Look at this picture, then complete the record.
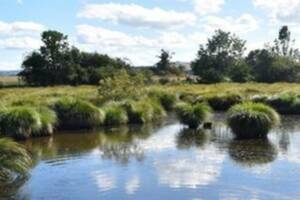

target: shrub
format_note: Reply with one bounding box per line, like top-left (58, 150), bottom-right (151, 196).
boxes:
top-left (227, 102), bottom-right (280, 139)
top-left (149, 90), bottom-right (177, 111)
top-left (0, 138), bottom-right (32, 182)
top-left (104, 104), bottom-right (128, 126)
top-left (32, 107), bottom-right (57, 137)
top-left (176, 102), bottom-right (212, 129)
top-left (207, 94), bottom-right (243, 111)
top-left (0, 106), bottom-right (41, 140)
top-left (123, 100), bottom-right (153, 124)
top-left (53, 98), bottom-right (105, 130)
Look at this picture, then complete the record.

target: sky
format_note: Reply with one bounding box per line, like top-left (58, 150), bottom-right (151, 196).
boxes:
top-left (1, 0), bottom-right (300, 70)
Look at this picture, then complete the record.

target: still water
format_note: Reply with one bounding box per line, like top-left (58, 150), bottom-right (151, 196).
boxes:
top-left (2, 114), bottom-right (300, 200)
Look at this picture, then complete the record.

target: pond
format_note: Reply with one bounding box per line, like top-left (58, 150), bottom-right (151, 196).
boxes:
top-left (2, 114), bottom-right (300, 200)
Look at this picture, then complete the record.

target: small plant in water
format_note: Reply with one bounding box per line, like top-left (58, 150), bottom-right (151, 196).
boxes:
top-left (227, 102), bottom-right (280, 139)
top-left (104, 104), bottom-right (128, 126)
top-left (176, 102), bottom-right (212, 129)
top-left (0, 138), bottom-right (32, 182)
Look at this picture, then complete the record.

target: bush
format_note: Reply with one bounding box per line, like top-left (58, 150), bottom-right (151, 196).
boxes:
top-left (53, 98), bottom-right (105, 130)
top-left (123, 100), bottom-right (154, 124)
top-left (0, 138), bottom-right (32, 182)
top-left (32, 107), bottom-right (57, 137)
top-left (176, 102), bottom-right (212, 129)
top-left (207, 94), bottom-right (243, 111)
top-left (148, 90), bottom-right (177, 111)
top-left (227, 102), bottom-right (280, 139)
top-left (104, 104), bottom-right (128, 126)
top-left (0, 106), bottom-right (42, 140)
top-left (260, 93), bottom-right (300, 114)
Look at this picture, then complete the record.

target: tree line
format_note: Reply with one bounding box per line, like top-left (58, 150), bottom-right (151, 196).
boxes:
top-left (19, 26), bottom-right (300, 85)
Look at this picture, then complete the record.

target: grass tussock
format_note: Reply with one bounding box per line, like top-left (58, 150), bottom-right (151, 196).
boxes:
top-left (104, 104), bottom-right (128, 126)
top-left (53, 98), bottom-right (105, 130)
top-left (149, 90), bottom-right (177, 111)
top-left (206, 93), bottom-right (243, 111)
top-left (0, 138), bottom-right (32, 182)
top-left (176, 102), bottom-right (212, 129)
top-left (227, 102), bottom-right (280, 139)
top-left (0, 106), bottom-right (42, 140)
top-left (32, 107), bottom-right (57, 137)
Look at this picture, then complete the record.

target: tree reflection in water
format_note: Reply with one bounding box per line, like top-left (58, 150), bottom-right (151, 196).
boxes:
top-left (228, 139), bottom-right (278, 167)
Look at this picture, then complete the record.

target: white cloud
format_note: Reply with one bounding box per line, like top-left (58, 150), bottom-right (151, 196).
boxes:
top-left (193, 0), bottom-right (225, 15)
top-left (253, 0), bottom-right (300, 24)
top-left (202, 14), bottom-right (258, 35)
top-left (0, 37), bottom-right (41, 50)
top-left (78, 3), bottom-right (196, 29)
top-left (0, 21), bottom-right (45, 36)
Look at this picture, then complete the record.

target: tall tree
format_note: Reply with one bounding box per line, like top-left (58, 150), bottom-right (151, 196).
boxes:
top-left (192, 30), bottom-right (247, 83)
top-left (156, 49), bottom-right (173, 74)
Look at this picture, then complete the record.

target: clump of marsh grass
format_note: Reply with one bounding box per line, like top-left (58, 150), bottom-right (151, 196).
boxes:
top-left (227, 102), bottom-right (280, 139)
top-left (176, 102), bottom-right (212, 129)
top-left (0, 106), bottom-right (42, 140)
top-left (104, 104), bottom-right (128, 126)
top-left (123, 98), bottom-right (166, 124)
top-left (207, 93), bottom-right (243, 111)
top-left (0, 138), bottom-right (32, 182)
top-left (53, 98), bottom-right (105, 130)
top-left (32, 107), bottom-right (57, 137)
top-left (149, 90), bottom-right (177, 111)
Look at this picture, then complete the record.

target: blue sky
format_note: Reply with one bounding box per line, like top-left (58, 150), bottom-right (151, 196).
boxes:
top-left (0, 0), bottom-right (299, 70)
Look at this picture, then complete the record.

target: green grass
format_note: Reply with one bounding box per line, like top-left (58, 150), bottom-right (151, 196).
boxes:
top-left (0, 106), bottom-right (42, 140)
top-left (0, 138), bottom-right (32, 182)
top-left (104, 104), bottom-right (128, 126)
top-left (227, 102), bottom-right (280, 139)
top-left (53, 98), bottom-right (105, 130)
top-left (176, 102), bottom-right (212, 129)
top-left (32, 107), bottom-right (57, 137)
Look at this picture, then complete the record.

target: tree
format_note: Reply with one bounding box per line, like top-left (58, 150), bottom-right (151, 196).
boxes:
top-left (156, 49), bottom-right (173, 74)
top-left (268, 26), bottom-right (300, 59)
top-left (19, 30), bottom-right (131, 86)
top-left (192, 30), bottom-right (247, 83)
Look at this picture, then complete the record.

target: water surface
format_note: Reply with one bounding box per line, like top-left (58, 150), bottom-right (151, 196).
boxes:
top-left (2, 115), bottom-right (300, 200)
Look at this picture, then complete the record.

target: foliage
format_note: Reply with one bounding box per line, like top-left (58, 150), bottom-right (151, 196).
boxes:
top-left (149, 90), bottom-right (177, 111)
top-left (32, 107), bottom-right (57, 137)
top-left (176, 102), bottom-right (212, 129)
top-left (192, 30), bottom-right (246, 83)
top-left (98, 69), bottom-right (145, 101)
top-left (104, 104), bottom-right (128, 126)
top-left (227, 102), bottom-right (280, 139)
top-left (19, 30), bottom-right (129, 86)
top-left (53, 98), bottom-right (105, 129)
top-left (0, 106), bottom-right (42, 140)
top-left (207, 93), bottom-right (243, 111)
top-left (0, 138), bottom-right (32, 182)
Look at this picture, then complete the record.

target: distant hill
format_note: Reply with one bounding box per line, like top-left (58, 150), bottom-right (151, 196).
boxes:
top-left (0, 70), bottom-right (20, 76)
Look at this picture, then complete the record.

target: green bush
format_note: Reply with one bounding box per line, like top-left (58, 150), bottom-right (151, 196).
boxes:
top-left (227, 102), bottom-right (280, 139)
top-left (123, 100), bottom-right (153, 124)
top-left (53, 98), bottom-right (105, 130)
top-left (104, 104), bottom-right (128, 126)
top-left (262, 93), bottom-right (300, 114)
top-left (176, 102), bottom-right (212, 129)
top-left (207, 94), bottom-right (243, 111)
top-left (0, 138), bottom-right (32, 182)
top-left (32, 107), bottom-right (57, 137)
top-left (0, 106), bottom-right (42, 140)
top-left (149, 90), bottom-right (177, 111)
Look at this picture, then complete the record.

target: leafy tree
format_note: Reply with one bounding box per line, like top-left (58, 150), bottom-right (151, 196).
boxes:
top-left (192, 30), bottom-right (247, 83)
top-left (156, 49), bottom-right (173, 74)
top-left (267, 26), bottom-right (300, 59)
